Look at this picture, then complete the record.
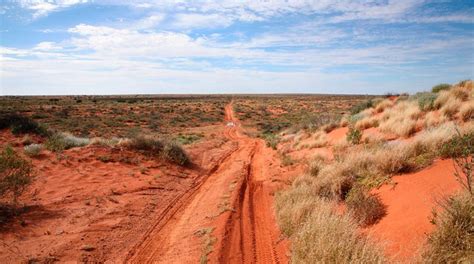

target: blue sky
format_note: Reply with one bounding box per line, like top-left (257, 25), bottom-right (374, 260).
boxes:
top-left (0, 0), bottom-right (473, 95)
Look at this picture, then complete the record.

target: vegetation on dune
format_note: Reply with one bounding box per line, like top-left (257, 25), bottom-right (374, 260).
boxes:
top-left (125, 135), bottom-right (190, 166)
top-left (350, 99), bottom-right (374, 115)
top-left (275, 179), bottom-right (386, 263)
top-left (432, 83), bottom-right (451, 93)
top-left (346, 186), bottom-right (386, 226)
top-left (0, 113), bottom-right (49, 136)
top-left (45, 133), bottom-right (90, 152)
top-left (276, 79), bottom-right (474, 263)
top-left (424, 194), bottom-right (474, 263)
top-left (0, 147), bottom-right (33, 206)
top-left (346, 127), bottom-right (362, 145)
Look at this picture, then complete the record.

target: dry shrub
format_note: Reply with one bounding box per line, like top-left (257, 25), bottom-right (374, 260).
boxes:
top-left (339, 115), bottom-right (350, 127)
top-left (275, 181), bottom-right (318, 237)
top-left (440, 97), bottom-right (463, 118)
top-left (322, 123), bottom-right (339, 133)
top-left (379, 118), bottom-right (417, 138)
top-left (423, 194), bottom-right (474, 263)
top-left (276, 185), bottom-right (386, 263)
top-left (434, 90), bottom-right (451, 109)
top-left (424, 111), bottom-right (447, 128)
top-left (450, 86), bottom-right (470, 101)
top-left (24, 144), bottom-right (43, 157)
top-left (379, 101), bottom-right (421, 137)
top-left (90, 137), bottom-right (122, 147)
top-left (363, 133), bottom-right (386, 144)
top-left (374, 99), bottom-right (393, 113)
top-left (309, 131), bottom-right (328, 148)
top-left (415, 122), bottom-right (457, 153)
top-left (355, 116), bottom-right (379, 130)
top-left (162, 141), bottom-right (190, 166)
top-left (123, 135), bottom-right (164, 154)
top-left (308, 154), bottom-right (328, 177)
top-left (459, 101), bottom-right (474, 121)
top-left (346, 187), bottom-right (386, 226)
top-left (124, 136), bottom-right (189, 166)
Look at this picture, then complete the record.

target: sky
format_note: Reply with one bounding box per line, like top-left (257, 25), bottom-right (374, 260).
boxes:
top-left (0, 0), bottom-right (473, 95)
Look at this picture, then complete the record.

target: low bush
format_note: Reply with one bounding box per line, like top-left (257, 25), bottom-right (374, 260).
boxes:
top-left (346, 127), bottom-right (362, 145)
top-left (439, 132), bottom-right (474, 159)
top-left (350, 99), bottom-right (373, 115)
top-left (412, 92), bottom-right (437, 111)
top-left (45, 133), bottom-right (90, 152)
top-left (423, 194), bottom-right (474, 263)
top-left (125, 136), bottom-right (164, 154)
top-left (262, 133), bottom-right (279, 150)
top-left (161, 141), bottom-right (190, 166)
top-left (0, 113), bottom-right (49, 136)
top-left (432, 83), bottom-right (451, 93)
top-left (24, 144), bottom-right (43, 157)
top-left (0, 147), bottom-right (33, 204)
top-left (346, 187), bottom-right (386, 226)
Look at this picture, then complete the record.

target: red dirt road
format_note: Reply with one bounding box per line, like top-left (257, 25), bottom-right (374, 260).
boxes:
top-left (127, 102), bottom-right (288, 263)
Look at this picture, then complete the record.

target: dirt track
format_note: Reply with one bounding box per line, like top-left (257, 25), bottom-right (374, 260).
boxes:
top-left (127, 102), bottom-right (288, 263)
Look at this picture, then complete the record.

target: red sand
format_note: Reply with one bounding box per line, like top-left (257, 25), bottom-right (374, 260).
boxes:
top-left (327, 127), bottom-right (348, 143)
top-left (368, 159), bottom-right (461, 261)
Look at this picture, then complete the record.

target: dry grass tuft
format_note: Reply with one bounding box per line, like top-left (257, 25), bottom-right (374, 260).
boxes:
top-left (276, 184), bottom-right (386, 263)
top-left (374, 99), bottom-right (393, 113)
top-left (379, 101), bottom-right (421, 137)
top-left (423, 194), bottom-right (474, 263)
top-left (459, 101), bottom-right (474, 121)
top-left (339, 115), bottom-right (350, 127)
top-left (355, 116), bottom-right (379, 130)
top-left (424, 111), bottom-right (447, 128)
top-left (346, 187), bottom-right (386, 226)
top-left (440, 97), bottom-right (463, 118)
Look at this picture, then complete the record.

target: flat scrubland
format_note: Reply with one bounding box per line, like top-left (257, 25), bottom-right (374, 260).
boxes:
top-left (0, 85), bottom-right (472, 263)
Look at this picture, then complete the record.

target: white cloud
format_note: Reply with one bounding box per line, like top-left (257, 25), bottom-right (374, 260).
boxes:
top-left (18, 0), bottom-right (88, 18)
top-left (171, 13), bottom-right (234, 29)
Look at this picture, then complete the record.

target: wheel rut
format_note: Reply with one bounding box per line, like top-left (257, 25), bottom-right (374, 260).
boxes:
top-left (126, 102), bottom-right (288, 264)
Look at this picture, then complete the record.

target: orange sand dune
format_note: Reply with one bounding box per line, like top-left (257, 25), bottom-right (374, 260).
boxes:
top-left (368, 159), bottom-right (461, 261)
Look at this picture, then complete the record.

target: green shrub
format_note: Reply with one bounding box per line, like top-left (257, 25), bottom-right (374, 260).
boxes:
top-left (439, 132), bottom-right (474, 159)
top-left (262, 133), bottom-right (279, 150)
top-left (162, 141), bottom-right (189, 166)
top-left (412, 92), bottom-right (438, 111)
top-left (432, 83), bottom-right (451, 93)
top-left (423, 194), bottom-right (474, 263)
top-left (24, 144), bottom-right (43, 157)
top-left (346, 127), bottom-right (362, 145)
top-left (350, 99), bottom-right (373, 115)
top-left (0, 113), bottom-right (49, 136)
top-left (0, 147), bottom-right (33, 204)
top-left (346, 187), bottom-right (386, 226)
top-left (175, 133), bottom-right (203, 145)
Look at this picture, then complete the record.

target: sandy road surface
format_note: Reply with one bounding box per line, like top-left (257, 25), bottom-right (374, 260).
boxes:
top-left (127, 102), bottom-right (287, 263)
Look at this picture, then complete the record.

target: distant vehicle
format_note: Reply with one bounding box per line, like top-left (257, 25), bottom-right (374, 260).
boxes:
top-left (227, 122), bottom-right (235, 127)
